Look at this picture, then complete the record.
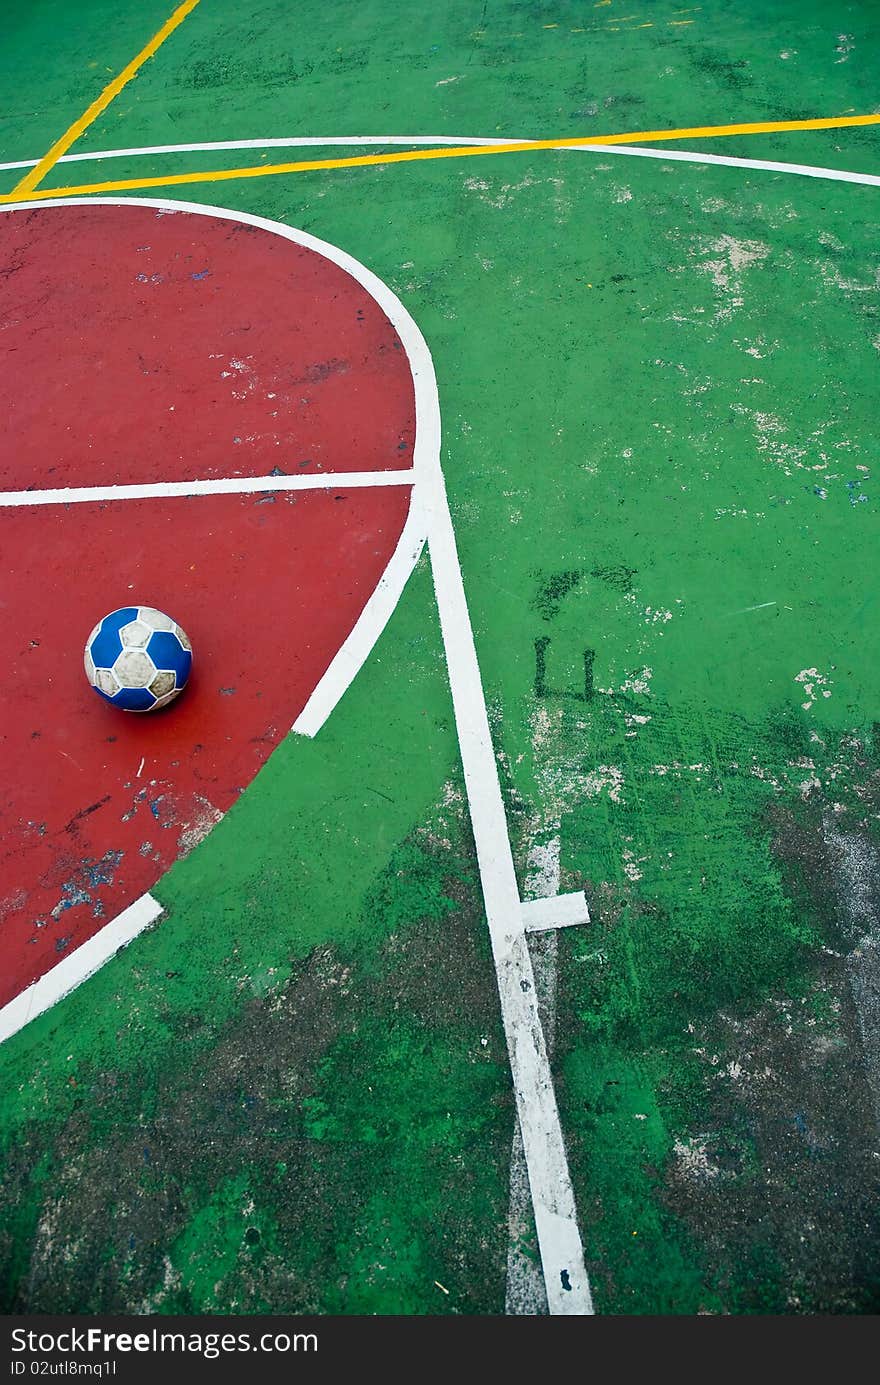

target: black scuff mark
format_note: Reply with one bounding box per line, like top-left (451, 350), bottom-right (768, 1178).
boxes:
top-left (64, 795), bottom-right (111, 834)
top-left (532, 569), bottom-right (582, 622)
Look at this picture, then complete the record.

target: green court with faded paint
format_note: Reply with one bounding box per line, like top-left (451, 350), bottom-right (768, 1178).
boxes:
top-left (1, 0), bottom-right (880, 1315)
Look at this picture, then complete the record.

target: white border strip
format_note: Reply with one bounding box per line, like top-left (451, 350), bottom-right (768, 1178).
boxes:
top-left (0, 892), bottom-right (163, 1044)
top-left (0, 469), bottom-right (415, 508)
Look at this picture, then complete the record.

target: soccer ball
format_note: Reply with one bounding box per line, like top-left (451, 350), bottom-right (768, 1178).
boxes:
top-left (84, 606), bottom-right (193, 713)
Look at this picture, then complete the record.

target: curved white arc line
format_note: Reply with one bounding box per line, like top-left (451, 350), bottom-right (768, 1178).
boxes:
top-left (0, 135), bottom-right (529, 173)
top-left (580, 141), bottom-right (880, 186)
top-left (0, 470), bottom-right (416, 508)
top-left (294, 510), bottom-right (428, 738)
top-left (0, 893), bottom-right (164, 1045)
top-left (3, 137), bottom-right (880, 191)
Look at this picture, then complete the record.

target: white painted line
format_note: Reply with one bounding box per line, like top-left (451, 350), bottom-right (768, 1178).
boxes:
top-left (0, 135), bottom-right (528, 172)
top-left (0, 469), bottom-right (416, 508)
top-left (293, 521), bottom-right (427, 737)
top-left (505, 928), bottom-right (563, 1314)
top-left (578, 140), bottom-right (880, 188)
top-left (0, 892), bottom-right (163, 1045)
top-left (508, 824), bottom-right (564, 1314)
top-left (4, 134), bottom-right (880, 192)
top-left (424, 463), bottom-right (592, 1315)
top-left (521, 892), bottom-right (590, 933)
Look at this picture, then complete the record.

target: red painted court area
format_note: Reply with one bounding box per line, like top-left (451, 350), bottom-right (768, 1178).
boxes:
top-left (0, 203), bottom-right (415, 1009)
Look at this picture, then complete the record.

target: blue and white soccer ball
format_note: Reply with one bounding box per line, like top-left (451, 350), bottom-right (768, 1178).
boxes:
top-left (84, 606), bottom-right (193, 713)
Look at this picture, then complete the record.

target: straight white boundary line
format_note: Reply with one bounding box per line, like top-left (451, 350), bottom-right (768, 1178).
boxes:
top-left (0, 469), bottom-right (416, 508)
top-left (422, 461), bottom-right (592, 1315)
top-left (0, 196), bottom-right (591, 1314)
top-left (3, 134), bottom-right (880, 190)
top-left (0, 893), bottom-right (163, 1045)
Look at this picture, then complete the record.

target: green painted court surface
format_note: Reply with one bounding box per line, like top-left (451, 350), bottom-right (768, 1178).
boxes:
top-left (2, 0), bottom-right (880, 1314)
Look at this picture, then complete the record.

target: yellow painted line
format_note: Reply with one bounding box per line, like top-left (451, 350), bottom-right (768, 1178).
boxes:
top-left (11, 0), bottom-right (202, 198)
top-left (3, 111), bottom-right (880, 204)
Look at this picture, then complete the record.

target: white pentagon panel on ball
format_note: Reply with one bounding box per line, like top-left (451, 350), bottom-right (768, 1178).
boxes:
top-left (84, 649), bottom-right (96, 683)
top-left (174, 624), bottom-right (192, 652)
top-left (119, 619), bottom-right (152, 649)
top-left (95, 668), bottom-right (120, 697)
top-left (113, 649), bottom-right (157, 689)
top-left (138, 607), bottom-right (176, 633)
top-left (149, 670), bottom-right (177, 699)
